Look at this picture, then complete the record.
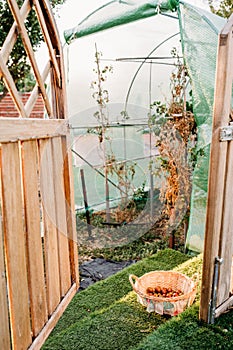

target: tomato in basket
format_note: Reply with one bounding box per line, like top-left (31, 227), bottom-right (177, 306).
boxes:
top-left (146, 286), bottom-right (183, 298)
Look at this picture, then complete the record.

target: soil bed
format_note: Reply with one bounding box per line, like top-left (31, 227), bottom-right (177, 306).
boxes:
top-left (79, 258), bottom-right (136, 290)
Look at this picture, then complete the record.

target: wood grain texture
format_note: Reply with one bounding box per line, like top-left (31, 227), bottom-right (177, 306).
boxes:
top-left (32, 0), bottom-right (61, 86)
top-left (0, 207), bottom-right (11, 350)
top-left (28, 283), bottom-right (77, 350)
top-left (51, 137), bottom-right (71, 296)
top-left (217, 144), bottom-right (233, 305)
top-left (0, 118), bottom-right (68, 143)
top-left (1, 0), bottom-right (31, 64)
top-left (200, 18), bottom-right (233, 322)
top-left (39, 138), bottom-right (61, 315)
top-left (39, 0), bottom-right (62, 53)
top-left (7, 0), bottom-right (52, 117)
top-left (0, 55), bottom-right (27, 118)
top-left (0, 0), bottom-right (76, 346)
top-left (22, 140), bottom-right (48, 336)
top-left (24, 62), bottom-right (50, 118)
top-left (62, 136), bottom-right (79, 286)
top-left (1, 142), bottom-right (32, 349)
top-left (216, 23), bottom-right (233, 306)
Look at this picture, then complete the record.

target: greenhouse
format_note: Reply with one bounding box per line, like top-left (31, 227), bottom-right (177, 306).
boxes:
top-left (63, 0), bottom-right (226, 253)
top-left (0, 1), bottom-right (232, 348)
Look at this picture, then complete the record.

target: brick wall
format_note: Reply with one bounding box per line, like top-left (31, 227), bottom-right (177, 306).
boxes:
top-left (0, 92), bottom-right (45, 118)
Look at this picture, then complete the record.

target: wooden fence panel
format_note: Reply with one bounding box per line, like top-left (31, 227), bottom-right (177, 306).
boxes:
top-left (0, 0), bottom-right (79, 346)
top-left (39, 138), bottom-right (61, 316)
top-left (52, 137), bottom-right (71, 296)
top-left (0, 119), bottom-right (79, 349)
top-left (0, 210), bottom-right (11, 350)
top-left (21, 140), bottom-right (48, 337)
top-left (1, 142), bottom-right (32, 349)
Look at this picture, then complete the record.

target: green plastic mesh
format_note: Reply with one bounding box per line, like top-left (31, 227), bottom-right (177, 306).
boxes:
top-left (64, 0), bottom-right (179, 43)
top-left (178, 3), bottom-right (225, 252)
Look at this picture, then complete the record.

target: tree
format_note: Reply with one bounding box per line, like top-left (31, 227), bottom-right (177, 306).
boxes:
top-left (208, 0), bottom-right (233, 18)
top-left (0, 0), bottom-right (66, 93)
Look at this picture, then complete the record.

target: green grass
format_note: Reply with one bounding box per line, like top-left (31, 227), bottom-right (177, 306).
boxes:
top-left (135, 305), bottom-right (233, 350)
top-left (42, 249), bottom-right (233, 350)
top-left (42, 249), bottom-right (201, 350)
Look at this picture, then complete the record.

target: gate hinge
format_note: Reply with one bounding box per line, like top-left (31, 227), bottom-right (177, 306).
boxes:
top-left (208, 256), bottom-right (224, 324)
top-left (220, 125), bottom-right (233, 141)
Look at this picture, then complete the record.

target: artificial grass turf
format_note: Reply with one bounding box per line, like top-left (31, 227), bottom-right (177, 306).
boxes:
top-left (42, 249), bottom-right (202, 350)
top-left (135, 304), bottom-right (233, 350)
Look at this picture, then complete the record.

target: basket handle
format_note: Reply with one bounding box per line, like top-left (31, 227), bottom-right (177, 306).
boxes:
top-left (191, 273), bottom-right (199, 285)
top-left (129, 274), bottom-right (139, 291)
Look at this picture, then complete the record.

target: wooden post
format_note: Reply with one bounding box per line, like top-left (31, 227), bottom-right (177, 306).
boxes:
top-left (80, 169), bottom-right (92, 238)
top-left (149, 131), bottom-right (154, 220)
top-left (200, 15), bottom-right (233, 323)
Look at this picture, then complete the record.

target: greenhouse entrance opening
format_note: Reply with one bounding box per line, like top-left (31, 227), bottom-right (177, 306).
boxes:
top-left (64, 0), bottom-right (226, 253)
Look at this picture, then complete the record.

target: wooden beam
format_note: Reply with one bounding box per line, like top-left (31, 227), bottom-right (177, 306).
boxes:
top-left (1, 0), bottom-right (32, 64)
top-left (216, 16), bottom-right (233, 306)
top-left (199, 17), bottom-right (233, 322)
top-left (0, 214), bottom-right (11, 350)
top-left (222, 13), bottom-right (233, 35)
top-left (50, 53), bottom-right (67, 119)
top-left (62, 135), bottom-right (79, 285)
top-left (39, 0), bottom-right (62, 53)
top-left (7, 0), bottom-right (52, 117)
top-left (32, 0), bottom-right (61, 86)
top-left (0, 118), bottom-right (69, 143)
top-left (25, 62), bottom-right (51, 117)
top-left (39, 0), bottom-right (68, 119)
top-left (0, 54), bottom-right (28, 118)
top-left (215, 295), bottom-right (233, 319)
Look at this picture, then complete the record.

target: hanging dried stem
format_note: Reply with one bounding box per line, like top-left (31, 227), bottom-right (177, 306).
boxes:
top-left (150, 48), bottom-right (196, 221)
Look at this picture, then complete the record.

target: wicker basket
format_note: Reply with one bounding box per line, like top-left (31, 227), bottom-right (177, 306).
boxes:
top-left (129, 271), bottom-right (197, 316)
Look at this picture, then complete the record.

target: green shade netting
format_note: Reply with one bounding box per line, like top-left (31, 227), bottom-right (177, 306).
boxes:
top-left (64, 0), bottom-right (178, 44)
top-left (179, 3), bottom-right (225, 252)
top-left (64, 1), bottom-right (226, 253)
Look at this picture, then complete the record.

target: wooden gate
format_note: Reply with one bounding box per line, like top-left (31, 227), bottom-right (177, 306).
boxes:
top-left (0, 1), bottom-right (79, 349)
top-left (200, 14), bottom-right (233, 323)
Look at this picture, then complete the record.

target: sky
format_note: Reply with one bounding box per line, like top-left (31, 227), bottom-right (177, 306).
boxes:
top-left (42, 0), bottom-right (216, 120)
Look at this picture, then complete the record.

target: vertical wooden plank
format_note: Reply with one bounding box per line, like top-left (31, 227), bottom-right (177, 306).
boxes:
top-left (21, 140), bottom-right (48, 336)
top-left (39, 139), bottom-right (61, 315)
top-left (51, 137), bottom-right (71, 296)
top-left (217, 20), bottom-right (233, 305)
top-left (1, 142), bottom-right (32, 349)
top-left (218, 144), bottom-right (233, 303)
top-left (39, 0), bottom-right (68, 119)
top-left (32, 0), bottom-right (61, 85)
top-left (49, 52), bottom-right (67, 119)
top-left (62, 135), bottom-right (79, 286)
top-left (200, 20), bottom-right (233, 321)
top-left (28, 284), bottom-right (77, 350)
top-left (0, 206), bottom-right (11, 350)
